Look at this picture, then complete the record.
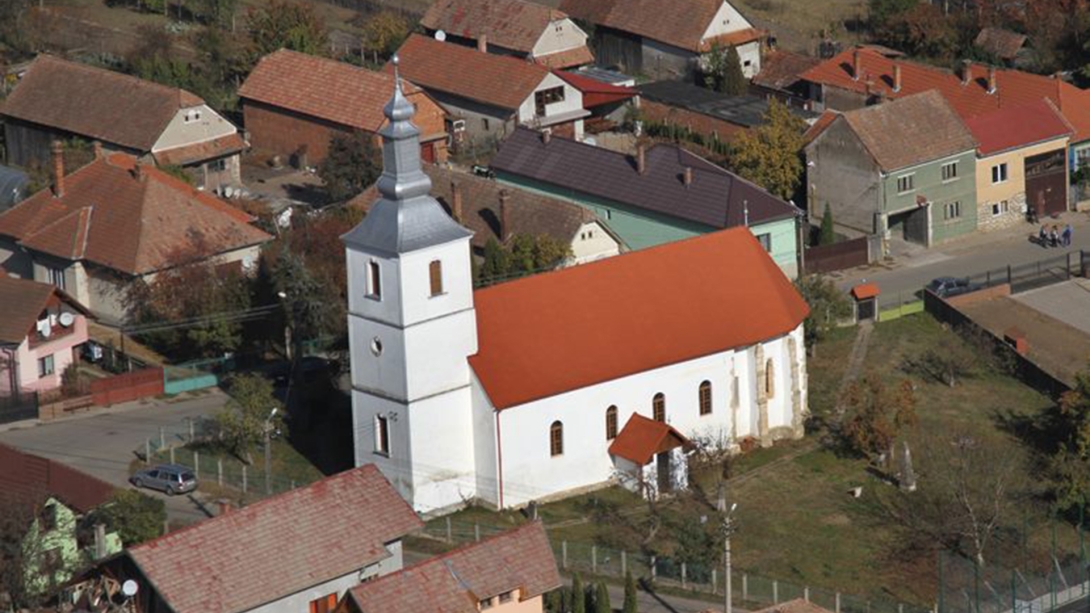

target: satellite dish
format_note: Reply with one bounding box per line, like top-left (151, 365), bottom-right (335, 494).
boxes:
top-left (434, 29), bottom-right (447, 42)
top-left (58, 312), bottom-right (75, 328)
top-left (122, 580), bottom-right (139, 598)
top-left (224, 186), bottom-right (235, 199)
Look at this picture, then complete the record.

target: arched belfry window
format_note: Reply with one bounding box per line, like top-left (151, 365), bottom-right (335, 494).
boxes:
top-left (699, 381), bottom-right (712, 415)
top-left (367, 260), bottom-right (382, 298)
top-left (605, 406), bottom-right (618, 440)
top-left (429, 260), bottom-right (443, 296)
top-left (550, 421), bottom-right (564, 456)
top-left (652, 393), bottom-right (666, 422)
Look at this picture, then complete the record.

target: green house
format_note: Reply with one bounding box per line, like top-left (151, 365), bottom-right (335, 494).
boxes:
top-left (491, 128), bottom-right (803, 278)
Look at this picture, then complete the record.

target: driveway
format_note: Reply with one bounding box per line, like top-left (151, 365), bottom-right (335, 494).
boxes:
top-left (0, 391), bottom-right (229, 526)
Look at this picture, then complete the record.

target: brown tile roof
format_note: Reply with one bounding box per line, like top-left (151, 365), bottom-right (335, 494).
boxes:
top-left (0, 275), bottom-right (90, 344)
top-left (0, 443), bottom-right (115, 513)
top-left (127, 465), bottom-right (423, 613)
top-left (753, 50), bottom-right (822, 91)
top-left (349, 165), bottom-right (613, 250)
top-left (347, 522), bottom-right (561, 613)
top-left (534, 45), bottom-right (595, 69)
top-left (802, 110), bottom-right (839, 145)
top-left (701, 27), bottom-right (765, 51)
top-left (559, 0), bottom-right (739, 53)
top-left (239, 50), bottom-right (433, 133)
top-left (974, 27), bottom-right (1026, 61)
top-left (392, 35), bottom-right (551, 111)
top-left (608, 414), bottom-right (690, 465)
top-left (153, 133), bottom-right (246, 167)
top-left (421, 0), bottom-right (567, 53)
top-left (1, 55), bottom-right (204, 152)
top-left (0, 154), bottom-right (270, 276)
top-left (834, 91), bottom-right (977, 172)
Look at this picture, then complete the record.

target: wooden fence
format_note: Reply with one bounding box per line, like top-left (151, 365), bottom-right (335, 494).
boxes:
top-left (89, 367), bottom-right (164, 407)
top-left (803, 236), bottom-right (871, 274)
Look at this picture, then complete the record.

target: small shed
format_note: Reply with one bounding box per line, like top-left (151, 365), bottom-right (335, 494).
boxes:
top-left (0, 164), bottom-right (29, 212)
top-left (851, 283), bottom-right (880, 322)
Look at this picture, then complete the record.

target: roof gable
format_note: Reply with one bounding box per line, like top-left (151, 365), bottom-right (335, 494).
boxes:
top-left (469, 227), bottom-right (809, 409)
top-left (609, 414), bottom-right (690, 465)
top-left (127, 465), bottom-right (423, 613)
top-left (421, 0), bottom-right (565, 53)
top-left (1, 55), bottom-right (203, 151)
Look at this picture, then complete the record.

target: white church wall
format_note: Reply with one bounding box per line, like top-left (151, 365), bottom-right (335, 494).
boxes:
top-left (351, 391), bottom-right (415, 500)
top-left (403, 309), bottom-right (478, 400)
top-left (347, 249), bottom-right (404, 326)
top-left (350, 315), bottom-right (410, 401)
top-left (397, 240), bottom-right (476, 326)
top-left (471, 373), bottom-right (501, 506)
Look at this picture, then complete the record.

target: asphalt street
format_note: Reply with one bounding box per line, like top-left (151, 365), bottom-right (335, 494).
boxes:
top-left (0, 390), bottom-right (229, 525)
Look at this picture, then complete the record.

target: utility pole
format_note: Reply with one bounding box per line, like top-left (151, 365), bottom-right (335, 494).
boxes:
top-left (719, 487), bottom-right (738, 613)
top-left (264, 407), bottom-right (278, 495)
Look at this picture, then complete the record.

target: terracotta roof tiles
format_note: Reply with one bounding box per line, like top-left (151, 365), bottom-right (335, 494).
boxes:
top-left (153, 133), bottom-right (246, 167)
top-left (535, 46), bottom-right (595, 69)
top-left (974, 27), bottom-right (1026, 61)
top-left (609, 414), bottom-right (690, 465)
top-left (966, 98), bottom-right (1073, 156)
top-left (753, 50), bottom-right (822, 91)
top-left (0, 443), bottom-right (115, 513)
top-left (421, 0), bottom-right (567, 53)
top-left (554, 71), bottom-right (636, 108)
top-left (559, 0), bottom-right (740, 53)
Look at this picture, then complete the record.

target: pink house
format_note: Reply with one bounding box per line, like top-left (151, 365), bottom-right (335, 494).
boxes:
top-left (0, 275), bottom-right (91, 395)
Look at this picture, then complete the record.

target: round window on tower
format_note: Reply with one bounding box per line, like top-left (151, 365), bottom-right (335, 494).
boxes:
top-left (370, 337), bottom-right (383, 356)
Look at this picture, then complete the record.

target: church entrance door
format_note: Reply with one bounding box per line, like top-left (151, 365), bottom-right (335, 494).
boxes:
top-left (656, 452), bottom-right (672, 493)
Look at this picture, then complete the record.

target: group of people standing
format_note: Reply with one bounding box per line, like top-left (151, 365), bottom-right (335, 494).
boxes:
top-left (1039, 223), bottom-right (1074, 248)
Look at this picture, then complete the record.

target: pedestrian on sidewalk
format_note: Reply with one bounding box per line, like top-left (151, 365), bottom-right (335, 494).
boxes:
top-left (1063, 224), bottom-right (1072, 247)
top-left (1039, 225), bottom-right (1049, 247)
top-left (1050, 225), bottom-right (1060, 248)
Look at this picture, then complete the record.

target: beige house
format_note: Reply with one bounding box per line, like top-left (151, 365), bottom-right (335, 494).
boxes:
top-left (966, 99), bottom-right (1073, 231)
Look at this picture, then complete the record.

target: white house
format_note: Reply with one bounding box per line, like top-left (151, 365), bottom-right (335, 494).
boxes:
top-left (344, 72), bottom-right (809, 515)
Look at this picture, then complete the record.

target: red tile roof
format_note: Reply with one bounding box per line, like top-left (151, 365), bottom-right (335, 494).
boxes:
top-left (239, 50), bottom-right (432, 133)
top-left (555, 70), bottom-right (637, 108)
top-left (392, 35), bottom-right (551, 111)
top-left (1, 55), bottom-right (204, 152)
top-left (560, 0), bottom-right (748, 53)
top-left (535, 46), bottom-right (596, 69)
top-left (153, 133), bottom-right (246, 167)
top-left (701, 27), bottom-right (765, 51)
top-left (0, 154), bottom-right (270, 275)
top-left (469, 227), bottom-right (809, 409)
top-left (347, 522), bottom-right (561, 613)
top-left (128, 465), bottom-right (423, 613)
top-left (753, 50), bottom-right (822, 91)
top-left (800, 47), bottom-right (1090, 143)
top-left (0, 443), bottom-right (115, 513)
top-left (851, 283), bottom-right (880, 300)
top-left (608, 414), bottom-right (690, 465)
top-left (421, 0), bottom-right (568, 54)
top-left (802, 110), bottom-right (838, 145)
top-left (965, 98), bottom-right (1073, 156)
top-left (0, 272), bottom-right (90, 344)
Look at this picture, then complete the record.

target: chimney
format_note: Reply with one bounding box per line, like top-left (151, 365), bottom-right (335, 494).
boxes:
top-left (636, 143), bottom-right (646, 175)
top-left (216, 499), bottom-right (232, 516)
top-left (498, 189), bottom-right (511, 242)
top-left (132, 163), bottom-right (145, 181)
top-left (92, 140), bottom-right (104, 159)
top-left (542, 129), bottom-right (551, 145)
top-left (51, 141), bottom-right (65, 198)
top-left (852, 48), bottom-right (861, 81)
top-left (477, 34), bottom-right (488, 53)
top-left (682, 166), bottom-right (693, 187)
top-left (892, 62), bottom-right (902, 93)
top-left (961, 60), bottom-right (972, 86)
top-left (450, 181), bottom-right (464, 222)
top-left (987, 65), bottom-right (997, 94)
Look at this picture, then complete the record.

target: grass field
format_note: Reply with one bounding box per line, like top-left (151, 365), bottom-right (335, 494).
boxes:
top-left (732, 0), bottom-right (868, 53)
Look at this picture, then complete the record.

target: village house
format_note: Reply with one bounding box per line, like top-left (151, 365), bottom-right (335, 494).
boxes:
top-left (553, 70), bottom-right (638, 131)
top-left (490, 127), bottom-right (802, 278)
top-left (799, 46), bottom-right (1090, 181)
top-left (0, 443), bottom-right (121, 600)
top-left (420, 0), bottom-right (593, 69)
top-left (0, 275), bottom-right (91, 397)
top-left (88, 465), bottom-right (422, 613)
top-left (0, 146), bottom-right (271, 324)
top-left (343, 77), bottom-right (810, 514)
top-left (750, 50), bottom-right (822, 109)
top-left (349, 165), bottom-right (624, 266)
top-left (392, 35), bottom-right (588, 144)
top-left (338, 522), bottom-right (560, 613)
top-left (804, 91), bottom-right (979, 248)
top-left (559, 0), bottom-right (765, 80)
top-left (965, 99), bottom-right (1073, 228)
top-left (239, 50), bottom-right (449, 165)
top-left (1, 55), bottom-right (244, 190)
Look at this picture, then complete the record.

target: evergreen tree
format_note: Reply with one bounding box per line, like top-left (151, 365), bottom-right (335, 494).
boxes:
top-left (594, 582), bottom-right (611, 613)
top-left (820, 203), bottom-right (836, 245)
top-left (572, 574), bottom-right (585, 613)
top-left (317, 131), bottom-right (382, 203)
top-left (703, 44), bottom-right (748, 95)
top-left (623, 571), bottom-right (638, 613)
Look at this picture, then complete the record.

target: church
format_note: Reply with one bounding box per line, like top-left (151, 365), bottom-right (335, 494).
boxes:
top-left (343, 63), bottom-right (811, 515)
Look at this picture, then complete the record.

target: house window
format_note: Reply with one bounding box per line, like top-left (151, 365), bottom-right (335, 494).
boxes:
top-left (605, 405), bottom-right (618, 440)
top-left (991, 201), bottom-right (1009, 216)
top-left (429, 260), bottom-right (444, 296)
top-left (550, 421), bottom-right (563, 456)
top-left (605, 209), bottom-right (613, 220)
top-left (308, 594), bottom-right (337, 613)
top-left (896, 174), bottom-right (915, 194)
top-left (482, 118), bottom-right (491, 131)
top-left (941, 161), bottom-right (959, 182)
top-left (534, 87), bottom-right (566, 116)
top-left (499, 592), bottom-right (513, 604)
top-left (47, 266), bottom-right (65, 291)
top-left (944, 201), bottom-right (962, 220)
top-left (1077, 148), bottom-right (1090, 169)
top-left (480, 597), bottom-right (495, 610)
top-left (38, 355), bottom-right (55, 378)
top-left (375, 414), bottom-right (390, 456)
top-left (992, 163), bottom-right (1008, 184)
top-left (765, 359), bottom-right (775, 398)
top-left (699, 381), bottom-right (712, 415)
top-left (367, 260), bottom-right (382, 299)
top-left (652, 393), bottom-right (666, 422)
top-left (39, 503), bottom-right (57, 532)
top-left (757, 233), bottom-right (772, 252)
top-left (208, 158), bottom-right (227, 173)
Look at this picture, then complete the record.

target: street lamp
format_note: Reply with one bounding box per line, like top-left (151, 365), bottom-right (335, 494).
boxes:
top-left (720, 499), bottom-right (739, 613)
top-left (264, 407), bottom-right (278, 495)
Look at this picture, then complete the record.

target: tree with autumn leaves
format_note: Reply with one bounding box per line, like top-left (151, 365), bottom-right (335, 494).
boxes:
top-left (728, 100), bottom-right (807, 201)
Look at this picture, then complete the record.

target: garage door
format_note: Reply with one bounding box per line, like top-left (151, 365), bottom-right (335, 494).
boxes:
top-left (1026, 149), bottom-right (1067, 216)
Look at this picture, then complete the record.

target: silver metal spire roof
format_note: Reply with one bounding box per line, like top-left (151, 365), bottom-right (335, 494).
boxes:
top-left (343, 55), bottom-right (472, 256)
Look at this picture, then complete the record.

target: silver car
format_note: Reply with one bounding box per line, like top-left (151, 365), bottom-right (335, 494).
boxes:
top-left (130, 464), bottom-right (198, 496)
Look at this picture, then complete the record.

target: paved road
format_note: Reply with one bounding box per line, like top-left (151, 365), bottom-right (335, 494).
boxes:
top-left (830, 212), bottom-right (1090, 302)
top-left (0, 391), bottom-right (229, 525)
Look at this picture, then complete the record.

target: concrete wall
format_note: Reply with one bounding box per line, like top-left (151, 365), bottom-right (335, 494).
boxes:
top-left (430, 91), bottom-right (516, 144)
top-left (151, 105), bottom-right (237, 154)
top-left (515, 72), bottom-right (585, 140)
top-left (568, 221), bottom-right (622, 264)
top-left (976, 137), bottom-right (1068, 231)
top-left (881, 149), bottom-right (977, 244)
top-left (531, 18), bottom-right (589, 58)
top-left (805, 118), bottom-right (882, 235)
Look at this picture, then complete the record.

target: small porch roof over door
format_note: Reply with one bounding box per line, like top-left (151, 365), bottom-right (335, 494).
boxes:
top-left (608, 413), bottom-right (690, 466)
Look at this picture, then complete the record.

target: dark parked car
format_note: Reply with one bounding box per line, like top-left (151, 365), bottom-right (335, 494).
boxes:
top-left (927, 276), bottom-right (980, 298)
top-left (130, 464), bottom-right (198, 496)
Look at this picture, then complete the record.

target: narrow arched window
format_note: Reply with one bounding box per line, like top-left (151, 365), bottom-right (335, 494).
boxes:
top-left (605, 406), bottom-right (618, 440)
top-left (699, 381), bottom-right (712, 415)
top-left (367, 260), bottom-right (382, 298)
top-left (550, 421), bottom-right (563, 456)
top-left (429, 260), bottom-right (443, 296)
top-left (765, 359), bottom-right (775, 398)
top-left (652, 393), bottom-right (666, 422)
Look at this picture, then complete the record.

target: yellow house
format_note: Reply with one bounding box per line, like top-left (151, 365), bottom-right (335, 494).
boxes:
top-left (966, 99), bottom-right (1073, 231)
